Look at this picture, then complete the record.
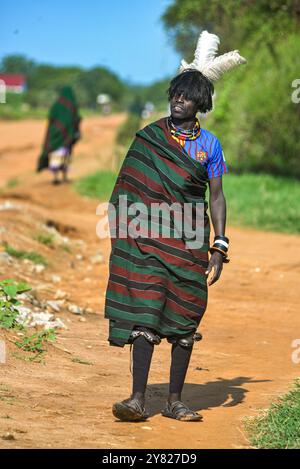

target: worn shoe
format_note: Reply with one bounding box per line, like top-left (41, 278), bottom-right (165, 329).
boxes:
top-left (112, 397), bottom-right (149, 422)
top-left (161, 401), bottom-right (203, 421)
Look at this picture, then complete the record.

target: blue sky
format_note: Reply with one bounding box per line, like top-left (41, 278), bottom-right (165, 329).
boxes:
top-left (1, 0), bottom-right (180, 85)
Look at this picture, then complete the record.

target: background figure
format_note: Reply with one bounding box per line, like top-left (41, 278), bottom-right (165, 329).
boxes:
top-left (37, 86), bottom-right (81, 184)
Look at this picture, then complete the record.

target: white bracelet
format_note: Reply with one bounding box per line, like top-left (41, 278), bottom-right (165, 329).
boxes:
top-left (214, 239), bottom-right (229, 249)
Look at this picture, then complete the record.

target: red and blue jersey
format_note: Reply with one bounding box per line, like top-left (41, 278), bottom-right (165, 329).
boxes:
top-left (173, 128), bottom-right (228, 179)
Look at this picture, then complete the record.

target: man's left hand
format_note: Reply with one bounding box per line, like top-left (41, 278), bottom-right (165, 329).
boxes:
top-left (205, 251), bottom-right (223, 286)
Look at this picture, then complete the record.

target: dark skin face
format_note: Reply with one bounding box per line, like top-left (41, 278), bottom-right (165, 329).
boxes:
top-left (170, 93), bottom-right (226, 286)
top-left (170, 93), bottom-right (199, 130)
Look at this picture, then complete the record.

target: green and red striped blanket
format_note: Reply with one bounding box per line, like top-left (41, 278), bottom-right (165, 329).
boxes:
top-left (37, 86), bottom-right (81, 172)
top-left (104, 117), bottom-right (210, 347)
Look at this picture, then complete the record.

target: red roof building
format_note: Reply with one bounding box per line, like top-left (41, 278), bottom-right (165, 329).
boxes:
top-left (0, 74), bottom-right (26, 93)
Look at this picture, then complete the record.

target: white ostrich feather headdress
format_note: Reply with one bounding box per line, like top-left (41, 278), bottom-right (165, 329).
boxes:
top-left (179, 30), bottom-right (247, 82)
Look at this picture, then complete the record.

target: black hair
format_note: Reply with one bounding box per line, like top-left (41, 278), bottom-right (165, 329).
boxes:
top-left (168, 69), bottom-right (214, 113)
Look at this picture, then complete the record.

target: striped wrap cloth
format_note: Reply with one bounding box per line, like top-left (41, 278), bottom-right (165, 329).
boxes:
top-left (104, 117), bottom-right (211, 347)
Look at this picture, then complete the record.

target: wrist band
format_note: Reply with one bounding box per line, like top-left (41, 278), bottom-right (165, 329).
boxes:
top-left (214, 235), bottom-right (229, 243)
top-left (209, 246), bottom-right (230, 263)
top-left (213, 240), bottom-right (229, 251)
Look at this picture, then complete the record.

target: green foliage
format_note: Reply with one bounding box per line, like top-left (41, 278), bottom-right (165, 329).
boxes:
top-left (0, 55), bottom-right (127, 110)
top-left (75, 170), bottom-right (299, 234)
top-left (128, 96), bottom-right (145, 116)
top-left (3, 243), bottom-right (48, 265)
top-left (206, 33), bottom-right (300, 178)
top-left (74, 170), bottom-right (118, 201)
top-left (33, 232), bottom-right (55, 247)
top-left (245, 379), bottom-right (300, 448)
top-left (0, 54), bottom-right (169, 117)
top-left (14, 328), bottom-right (56, 354)
top-left (129, 79), bottom-right (171, 112)
top-left (0, 92), bottom-right (46, 120)
top-left (116, 113), bottom-right (141, 147)
top-left (60, 244), bottom-right (72, 253)
top-left (1, 54), bottom-right (36, 77)
top-left (0, 279), bottom-right (31, 329)
top-left (0, 306), bottom-right (20, 330)
top-left (6, 178), bottom-right (19, 189)
top-left (114, 113), bottom-right (142, 171)
top-left (0, 278), bottom-right (56, 362)
top-left (161, 0), bottom-right (300, 178)
top-left (162, 0), bottom-right (299, 56)
top-left (74, 67), bottom-right (126, 108)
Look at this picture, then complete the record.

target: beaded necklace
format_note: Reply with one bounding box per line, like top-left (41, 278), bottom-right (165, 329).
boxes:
top-left (169, 117), bottom-right (201, 141)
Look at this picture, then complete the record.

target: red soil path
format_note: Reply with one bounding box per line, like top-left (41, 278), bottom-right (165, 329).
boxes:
top-left (0, 116), bottom-right (299, 448)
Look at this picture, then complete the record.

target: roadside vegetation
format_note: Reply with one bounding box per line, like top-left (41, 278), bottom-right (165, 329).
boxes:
top-left (0, 279), bottom-right (56, 362)
top-left (74, 171), bottom-right (300, 235)
top-left (245, 380), bottom-right (300, 449)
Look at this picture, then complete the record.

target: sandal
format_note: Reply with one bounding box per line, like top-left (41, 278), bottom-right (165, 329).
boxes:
top-left (161, 401), bottom-right (203, 422)
top-left (112, 397), bottom-right (149, 422)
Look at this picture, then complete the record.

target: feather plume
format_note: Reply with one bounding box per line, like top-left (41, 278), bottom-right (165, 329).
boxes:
top-left (202, 50), bottom-right (247, 82)
top-left (193, 31), bottom-right (220, 69)
top-left (179, 59), bottom-right (190, 72)
top-left (179, 30), bottom-right (220, 72)
top-left (179, 30), bottom-right (247, 81)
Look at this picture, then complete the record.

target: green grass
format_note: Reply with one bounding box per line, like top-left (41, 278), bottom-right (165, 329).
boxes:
top-left (3, 243), bottom-right (48, 265)
top-left (6, 178), bottom-right (19, 189)
top-left (74, 170), bottom-right (300, 235)
top-left (60, 244), bottom-right (72, 253)
top-left (12, 328), bottom-right (56, 364)
top-left (221, 173), bottom-right (300, 234)
top-left (0, 105), bottom-right (47, 121)
top-left (74, 170), bottom-right (118, 201)
top-left (33, 232), bottom-right (55, 247)
top-left (0, 104), bottom-right (103, 121)
top-left (14, 329), bottom-right (56, 354)
top-left (245, 380), bottom-right (300, 448)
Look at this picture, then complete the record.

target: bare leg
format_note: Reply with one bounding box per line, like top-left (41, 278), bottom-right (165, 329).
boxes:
top-left (62, 150), bottom-right (71, 183)
top-left (161, 342), bottom-right (202, 420)
top-left (62, 168), bottom-right (69, 183)
top-left (112, 334), bottom-right (154, 421)
top-left (52, 170), bottom-right (60, 185)
top-left (168, 342), bottom-right (193, 404)
top-left (131, 335), bottom-right (154, 405)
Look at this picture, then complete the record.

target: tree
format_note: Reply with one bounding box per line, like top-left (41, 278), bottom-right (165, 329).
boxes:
top-left (161, 0), bottom-right (300, 178)
top-left (75, 67), bottom-right (126, 108)
top-left (1, 55), bottom-right (36, 76)
top-left (162, 0), bottom-right (300, 59)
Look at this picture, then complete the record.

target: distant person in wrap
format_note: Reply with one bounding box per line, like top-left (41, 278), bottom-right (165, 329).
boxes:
top-left (37, 85), bottom-right (81, 184)
top-left (104, 31), bottom-right (246, 422)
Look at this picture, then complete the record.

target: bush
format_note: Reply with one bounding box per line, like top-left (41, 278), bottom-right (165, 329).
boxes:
top-left (206, 33), bottom-right (300, 178)
top-left (0, 279), bottom-right (31, 329)
top-left (245, 379), bottom-right (300, 448)
top-left (116, 113), bottom-right (141, 148)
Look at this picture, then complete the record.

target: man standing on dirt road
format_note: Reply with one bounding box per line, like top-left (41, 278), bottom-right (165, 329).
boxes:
top-left (104, 31), bottom-right (246, 422)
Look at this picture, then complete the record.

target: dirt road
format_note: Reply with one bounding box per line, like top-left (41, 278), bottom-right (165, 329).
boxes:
top-left (0, 116), bottom-right (299, 449)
